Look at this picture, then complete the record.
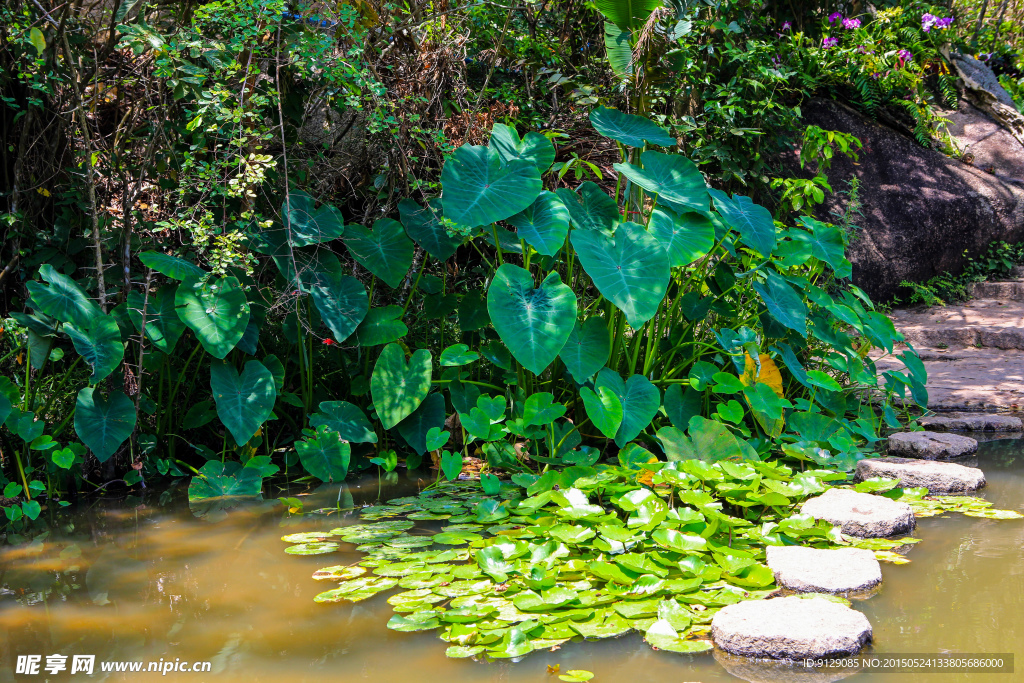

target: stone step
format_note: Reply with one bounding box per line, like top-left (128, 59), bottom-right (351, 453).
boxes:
top-left (872, 346), bottom-right (1024, 411)
top-left (856, 456), bottom-right (986, 493)
top-left (889, 299), bottom-right (1024, 350)
top-left (888, 431), bottom-right (978, 459)
top-left (919, 413), bottom-right (1023, 432)
top-left (766, 546), bottom-right (882, 594)
top-left (970, 280), bottom-right (1024, 300)
top-left (801, 488), bottom-right (916, 537)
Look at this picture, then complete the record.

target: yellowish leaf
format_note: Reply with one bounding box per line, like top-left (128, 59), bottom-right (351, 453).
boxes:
top-left (742, 353), bottom-right (784, 398)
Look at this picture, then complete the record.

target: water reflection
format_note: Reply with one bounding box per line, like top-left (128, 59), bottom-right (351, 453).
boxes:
top-left (2, 442), bottom-right (1023, 682)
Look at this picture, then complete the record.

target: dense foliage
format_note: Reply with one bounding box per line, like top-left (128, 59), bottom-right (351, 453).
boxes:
top-left (1, 0), bottom-right (1021, 537)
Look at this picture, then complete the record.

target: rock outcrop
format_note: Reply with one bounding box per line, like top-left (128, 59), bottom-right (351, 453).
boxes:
top-left (800, 97), bottom-right (1024, 302)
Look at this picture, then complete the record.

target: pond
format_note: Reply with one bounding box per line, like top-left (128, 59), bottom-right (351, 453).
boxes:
top-left (2, 438), bottom-right (1023, 682)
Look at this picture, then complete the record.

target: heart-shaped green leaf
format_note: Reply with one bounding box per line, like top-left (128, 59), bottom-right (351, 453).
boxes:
top-left (440, 145), bottom-right (542, 229)
top-left (139, 251), bottom-right (206, 280)
top-left (425, 426), bottom-right (451, 452)
top-left (188, 460), bottom-right (263, 503)
top-left (711, 189), bottom-right (776, 256)
top-left (664, 383), bottom-right (702, 429)
top-left (596, 368), bottom-right (660, 447)
top-left (489, 123), bottom-right (556, 173)
top-left (614, 152), bottom-right (709, 211)
top-left (210, 360), bottom-right (277, 446)
top-left (571, 222), bottom-right (669, 328)
top-left (74, 388), bottom-right (137, 462)
top-left (356, 305), bottom-right (408, 346)
top-left (580, 385), bottom-right (623, 439)
top-left (649, 207), bottom-right (715, 267)
top-left (302, 255), bottom-right (368, 343)
top-left (441, 450), bottom-right (463, 481)
top-left (65, 315), bottom-right (124, 383)
top-left (27, 264), bottom-right (101, 329)
top-left (309, 401), bottom-right (378, 443)
top-left (589, 106), bottom-right (675, 147)
top-left (51, 447), bottom-right (76, 469)
top-left (296, 426), bottom-right (351, 481)
top-left (753, 270), bottom-right (808, 335)
top-left (398, 198), bottom-right (462, 261)
top-left (523, 393), bottom-right (566, 426)
top-left (128, 285), bottom-right (187, 354)
top-left (555, 182), bottom-right (618, 234)
top-left (487, 264), bottom-right (577, 375)
top-left (795, 216), bottom-right (852, 277)
top-left (282, 190), bottom-right (346, 246)
top-left (396, 393), bottom-right (445, 454)
top-left (558, 317), bottom-right (611, 381)
top-left (687, 415), bottom-right (759, 461)
top-left (371, 344), bottom-right (432, 429)
top-left (344, 219), bottom-right (414, 289)
top-left (457, 292), bottom-right (490, 331)
top-left (439, 343), bottom-right (479, 366)
top-left (175, 276), bottom-right (250, 359)
top-left (506, 191), bottom-right (570, 256)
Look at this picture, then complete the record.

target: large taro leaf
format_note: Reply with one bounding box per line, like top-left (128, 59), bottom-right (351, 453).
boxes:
top-left (580, 385), bottom-right (623, 439)
top-left (710, 189), bottom-right (776, 257)
top-left (555, 182), bottom-right (618, 235)
top-left (571, 221), bottom-right (669, 328)
top-left (344, 218), bottom-right (414, 289)
top-left (595, 368), bottom-right (660, 447)
top-left (506, 191), bottom-right (570, 256)
top-left (664, 383), bottom-right (702, 429)
top-left (210, 360), bottom-right (277, 446)
top-left (559, 317), bottom-right (611, 380)
top-left (604, 22), bottom-right (633, 80)
top-left (489, 123), bottom-right (556, 174)
top-left (65, 315), bottom-right (124, 383)
top-left (687, 416), bottom-right (759, 462)
top-left (614, 152), bottom-right (709, 211)
top-left (301, 253), bottom-right (368, 343)
top-left (486, 264), bottom-right (576, 375)
top-left (440, 145), bottom-right (542, 229)
top-left (355, 305), bottom-right (408, 346)
top-left (139, 251), bottom-right (206, 280)
top-left (795, 216), bottom-right (852, 278)
top-left (589, 106), bottom-right (675, 147)
top-left (282, 190), bottom-right (346, 246)
top-left (397, 198), bottom-right (461, 261)
top-left (74, 388), bottom-right (136, 462)
top-left (296, 426), bottom-right (351, 482)
top-left (26, 264), bottom-right (101, 329)
top-left (396, 392), bottom-right (446, 454)
top-left (594, 0), bottom-right (664, 32)
top-left (649, 207), bottom-right (715, 267)
top-left (309, 401), bottom-right (378, 443)
top-left (128, 285), bottom-right (187, 354)
top-left (752, 270), bottom-right (808, 336)
top-left (187, 460), bottom-right (263, 516)
top-left (175, 276), bottom-right (249, 359)
top-left (371, 343), bottom-right (432, 429)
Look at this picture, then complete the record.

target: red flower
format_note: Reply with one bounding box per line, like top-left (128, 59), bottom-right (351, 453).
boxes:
top-left (322, 338), bottom-right (336, 346)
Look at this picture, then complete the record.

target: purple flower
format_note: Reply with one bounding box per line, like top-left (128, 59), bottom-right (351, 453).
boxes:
top-left (842, 17), bottom-right (861, 29)
top-left (781, 20), bottom-right (792, 31)
top-left (921, 13), bottom-right (936, 31)
top-left (828, 12), bottom-right (842, 24)
top-left (822, 36), bottom-right (839, 48)
top-left (935, 17), bottom-right (954, 29)
top-left (897, 48), bottom-right (913, 62)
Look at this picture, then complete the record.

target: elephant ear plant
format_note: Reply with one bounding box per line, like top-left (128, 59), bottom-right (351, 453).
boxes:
top-left (0, 107), bottom-right (924, 533)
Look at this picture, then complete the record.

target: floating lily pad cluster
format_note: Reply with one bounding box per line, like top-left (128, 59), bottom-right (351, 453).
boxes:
top-left (281, 459), bottom-right (1017, 660)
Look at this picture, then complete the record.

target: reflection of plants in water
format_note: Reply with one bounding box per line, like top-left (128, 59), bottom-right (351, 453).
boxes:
top-left (977, 439), bottom-right (1024, 470)
top-left (282, 464), bottom-right (1022, 660)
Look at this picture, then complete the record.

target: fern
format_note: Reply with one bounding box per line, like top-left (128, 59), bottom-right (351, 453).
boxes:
top-left (938, 73), bottom-right (958, 108)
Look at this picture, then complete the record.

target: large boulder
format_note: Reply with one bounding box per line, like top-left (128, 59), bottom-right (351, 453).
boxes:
top-left (888, 431), bottom-right (978, 459)
top-left (800, 98), bottom-right (1024, 302)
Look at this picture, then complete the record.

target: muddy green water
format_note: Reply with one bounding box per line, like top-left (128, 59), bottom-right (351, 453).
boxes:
top-left (2, 439), bottom-right (1023, 682)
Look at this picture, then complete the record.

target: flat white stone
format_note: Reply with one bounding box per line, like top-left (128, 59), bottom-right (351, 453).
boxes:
top-left (801, 488), bottom-right (915, 537)
top-left (920, 413), bottom-right (1022, 432)
top-left (766, 546), bottom-right (882, 594)
top-left (711, 596), bottom-right (872, 659)
top-left (888, 431), bottom-right (978, 459)
top-left (856, 457), bottom-right (986, 493)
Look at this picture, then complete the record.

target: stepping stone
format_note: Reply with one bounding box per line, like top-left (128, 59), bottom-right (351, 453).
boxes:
top-left (711, 596), bottom-right (872, 659)
top-left (766, 546), bottom-right (882, 594)
top-left (888, 431), bottom-right (978, 459)
top-left (919, 413), bottom-right (1022, 432)
top-left (856, 456), bottom-right (986, 493)
top-left (714, 649), bottom-right (861, 683)
top-left (801, 488), bottom-right (915, 537)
